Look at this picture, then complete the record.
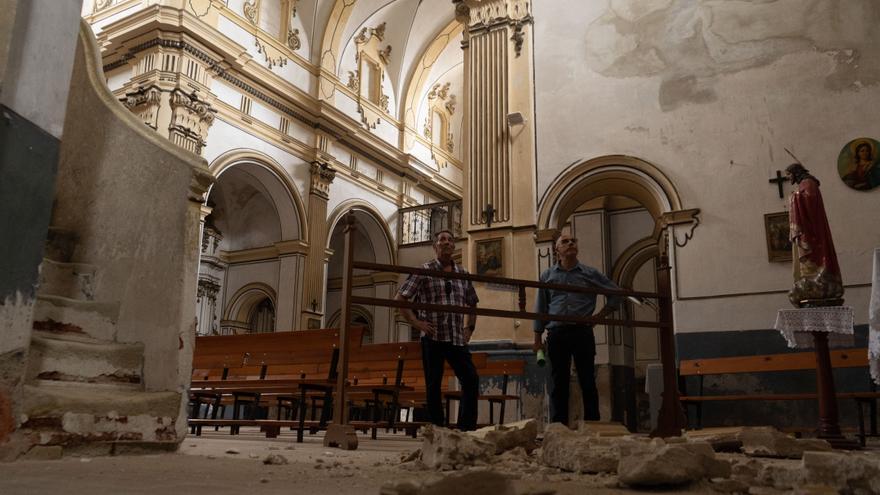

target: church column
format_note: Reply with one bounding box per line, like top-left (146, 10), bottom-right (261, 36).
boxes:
top-left (276, 240), bottom-right (307, 332)
top-left (300, 161), bottom-right (336, 329)
top-left (456, 0), bottom-right (538, 342)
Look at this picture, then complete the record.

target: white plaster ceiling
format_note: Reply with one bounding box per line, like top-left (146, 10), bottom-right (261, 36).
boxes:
top-left (329, 0), bottom-right (460, 115)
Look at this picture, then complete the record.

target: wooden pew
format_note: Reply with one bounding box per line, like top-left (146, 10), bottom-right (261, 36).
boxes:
top-left (679, 347), bottom-right (879, 444)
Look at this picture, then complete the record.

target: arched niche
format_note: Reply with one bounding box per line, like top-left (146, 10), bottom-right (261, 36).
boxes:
top-left (538, 155), bottom-right (683, 233)
top-left (324, 202), bottom-right (397, 343)
top-left (222, 282), bottom-right (277, 334)
top-left (208, 149), bottom-right (307, 243)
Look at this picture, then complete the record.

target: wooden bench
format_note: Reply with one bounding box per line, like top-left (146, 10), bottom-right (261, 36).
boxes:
top-left (443, 359), bottom-right (526, 426)
top-left (189, 329), bottom-right (434, 440)
top-left (679, 348), bottom-right (879, 445)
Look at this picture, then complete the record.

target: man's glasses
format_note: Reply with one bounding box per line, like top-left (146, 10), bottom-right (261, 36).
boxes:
top-left (558, 238), bottom-right (578, 245)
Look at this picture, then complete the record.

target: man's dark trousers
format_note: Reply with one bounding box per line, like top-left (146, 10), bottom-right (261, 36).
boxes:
top-left (546, 325), bottom-right (599, 424)
top-left (420, 337), bottom-right (479, 430)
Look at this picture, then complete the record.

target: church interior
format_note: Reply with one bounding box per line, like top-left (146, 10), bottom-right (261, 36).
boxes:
top-left (2, 0), bottom-right (879, 492)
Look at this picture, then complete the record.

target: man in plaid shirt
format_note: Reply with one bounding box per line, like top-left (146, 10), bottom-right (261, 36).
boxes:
top-left (395, 230), bottom-right (480, 430)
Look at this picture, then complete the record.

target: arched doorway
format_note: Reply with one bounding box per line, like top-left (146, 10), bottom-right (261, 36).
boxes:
top-left (197, 151), bottom-right (306, 335)
top-left (324, 203), bottom-right (396, 343)
top-left (537, 155), bottom-right (694, 431)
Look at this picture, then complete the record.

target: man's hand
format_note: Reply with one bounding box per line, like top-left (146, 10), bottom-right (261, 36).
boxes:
top-left (464, 326), bottom-right (473, 343)
top-left (595, 306), bottom-right (614, 320)
top-left (412, 319), bottom-right (436, 337)
top-left (533, 333), bottom-right (543, 353)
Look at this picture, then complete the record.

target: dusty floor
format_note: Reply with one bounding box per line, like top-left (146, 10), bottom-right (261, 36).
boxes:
top-left (0, 427), bottom-right (872, 495)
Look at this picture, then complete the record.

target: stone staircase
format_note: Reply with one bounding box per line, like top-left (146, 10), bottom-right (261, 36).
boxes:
top-left (19, 227), bottom-right (181, 455)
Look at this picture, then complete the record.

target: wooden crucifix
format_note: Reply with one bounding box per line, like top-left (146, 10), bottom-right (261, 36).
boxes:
top-left (769, 170), bottom-right (787, 199)
top-left (482, 203), bottom-right (496, 227)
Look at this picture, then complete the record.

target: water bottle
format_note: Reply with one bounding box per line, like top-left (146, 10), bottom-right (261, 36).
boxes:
top-left (536, 349), bottom-right (547, 367)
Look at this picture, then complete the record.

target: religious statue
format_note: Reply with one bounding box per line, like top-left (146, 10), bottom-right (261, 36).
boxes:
top-left (785, 163), bottom-right (844, 306)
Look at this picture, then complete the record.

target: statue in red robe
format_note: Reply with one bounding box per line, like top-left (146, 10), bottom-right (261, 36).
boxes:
top-left (785, 163), bottom-right (844, 306)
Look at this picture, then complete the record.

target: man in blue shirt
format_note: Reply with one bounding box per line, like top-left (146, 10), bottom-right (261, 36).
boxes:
top-left (533, 233), bottom-right (623, 425)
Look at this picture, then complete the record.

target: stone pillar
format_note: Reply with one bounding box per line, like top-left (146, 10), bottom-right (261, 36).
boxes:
top-left (275, 240), bottom-right (307, 332)
top-left (196, 222), bottom-right (224, 335)
top-left (457, 0), bottom-right (538, 343)
top-left (300, 161), bottom-right (336, 329)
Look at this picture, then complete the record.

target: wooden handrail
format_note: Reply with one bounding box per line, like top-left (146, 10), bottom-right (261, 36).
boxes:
top-left (350, 295), bottom-right (669, 329)
top-left (353, 261), bottom-right (665, 299)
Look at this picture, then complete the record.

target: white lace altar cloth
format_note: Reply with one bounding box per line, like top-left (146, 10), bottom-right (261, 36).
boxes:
top-left (869, 248), bottom-right (880, 385)
top-left (774, 306), bottom-right (854, 349)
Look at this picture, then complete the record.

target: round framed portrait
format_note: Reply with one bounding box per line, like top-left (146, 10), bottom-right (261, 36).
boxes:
top-left (837, 137), bottom-right (880, 191)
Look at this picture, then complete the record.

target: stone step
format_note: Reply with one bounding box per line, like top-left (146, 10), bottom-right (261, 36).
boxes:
top-left (21, 380), bottom-right (181, 449)
top-left (44, 227), bottom-right (78, 263)
top-left (32, 294), bottom-right (119, 342)
top-left (27, 333), bottom-right (143, 385)
top-left (38, 258), bottom-right (96, 301)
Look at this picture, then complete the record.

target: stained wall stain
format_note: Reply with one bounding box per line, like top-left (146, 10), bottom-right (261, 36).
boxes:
top-left (584, 0), bottom-right (880, 110)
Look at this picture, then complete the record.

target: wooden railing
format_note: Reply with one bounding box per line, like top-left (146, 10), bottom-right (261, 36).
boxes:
top-left (324, 211), bottom-right (686, 449)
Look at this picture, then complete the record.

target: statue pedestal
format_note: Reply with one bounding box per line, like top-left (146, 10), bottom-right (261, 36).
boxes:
top-left (775, 303), bottom-right (859, 450)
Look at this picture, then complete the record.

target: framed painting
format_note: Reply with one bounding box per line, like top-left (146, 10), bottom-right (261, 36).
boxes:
top-left (764, 212), bottom-right (792, 263)
top-left (837, 137), bottom-right (880, 191)
top-left (475, 238), bottom-right (503, 277)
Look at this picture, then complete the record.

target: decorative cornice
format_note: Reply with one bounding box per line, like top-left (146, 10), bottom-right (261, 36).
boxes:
top-left (103, 38), bottom-right (315, 127)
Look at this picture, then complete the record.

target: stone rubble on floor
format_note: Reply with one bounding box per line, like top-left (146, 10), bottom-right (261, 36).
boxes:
top-left (384, 422), bottom-right (880, 494)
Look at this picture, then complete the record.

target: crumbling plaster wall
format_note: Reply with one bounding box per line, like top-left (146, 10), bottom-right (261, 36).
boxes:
top-left (0, 0), bottom-right (80, 452)
top-left (534, 0), bottom-right (880, 333)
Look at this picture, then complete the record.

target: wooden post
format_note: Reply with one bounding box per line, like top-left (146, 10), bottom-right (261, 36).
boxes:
top-left (324, 212), bottom-right (358, 450)
top-left (651, 238), bottom-right (687, 438)
top-left (811, 330), bottom-right (859, 449)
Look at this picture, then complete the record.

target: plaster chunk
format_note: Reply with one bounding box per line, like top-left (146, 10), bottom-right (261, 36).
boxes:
top-left (419, 425), bottom-right (495, 470)
top-left (617, 439), bottom-right (730, 487)
top-left (540, 423), bottom-right (635, 474)
top-left (469, 419), bottom-right (538, 454)
top-left (738, 427), bottom-right (831, 459)
top-left (802, 451), bottom-right (880, 494)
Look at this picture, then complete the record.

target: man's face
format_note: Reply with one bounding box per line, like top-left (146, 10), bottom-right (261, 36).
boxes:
top-left (434, 232), bottom-right (455, 257)
top-left (785, 170), bottom-right (796, 185)
top-left (555, 234), bottom-right (578, 258)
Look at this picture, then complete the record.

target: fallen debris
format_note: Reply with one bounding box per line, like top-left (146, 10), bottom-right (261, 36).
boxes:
top-left (262, 454), bottom-right (288, 465)
top-left (738, 427), bottom-right (831, 459)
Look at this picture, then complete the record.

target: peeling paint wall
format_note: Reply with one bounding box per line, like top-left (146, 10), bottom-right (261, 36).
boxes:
top-left (534, 0), bottom-right (880, 334)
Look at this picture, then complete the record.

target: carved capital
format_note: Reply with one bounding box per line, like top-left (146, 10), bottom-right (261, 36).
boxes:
top-left (121, 85), bottom-right (162, 130)
top-left (309, 162), bottom-right (336, 199)
top-left (459, 0), bottom-right (532, 30)
top-left (169, 88), bottom-right (217, 155)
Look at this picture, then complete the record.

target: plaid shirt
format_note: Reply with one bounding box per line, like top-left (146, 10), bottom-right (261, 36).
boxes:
top-left (397, 259), bottom-right (479, 346)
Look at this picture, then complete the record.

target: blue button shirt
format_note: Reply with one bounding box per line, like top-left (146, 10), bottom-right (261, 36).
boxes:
top-left (533, 262), bottom-right (623, 332)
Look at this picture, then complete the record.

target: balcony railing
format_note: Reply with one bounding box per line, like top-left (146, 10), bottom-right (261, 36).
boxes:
top-left (397, 200), bottom-right (462, 246)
